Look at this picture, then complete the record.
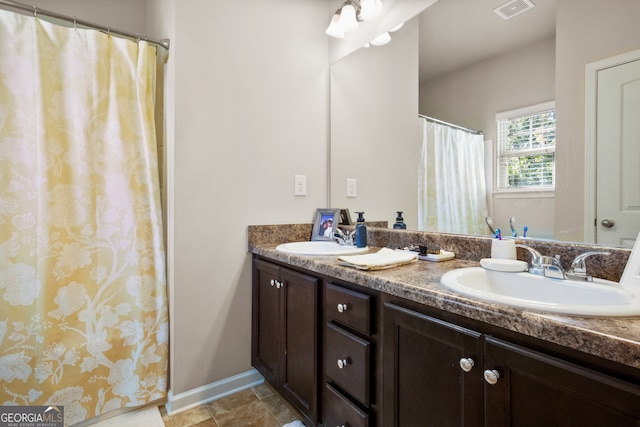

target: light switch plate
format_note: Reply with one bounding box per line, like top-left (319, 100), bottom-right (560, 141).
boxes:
top-left (294, 174), bottom-right (307, 196)
top-left (347, 178), bottom-right (357, 198)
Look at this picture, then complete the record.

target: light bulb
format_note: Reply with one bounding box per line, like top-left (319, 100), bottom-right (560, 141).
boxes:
top-left (370, 32), bottom-right (391, 46)
top-left (360, 0), bottom-right (383, 21)
top-left (389, 22), bottom-right (404, 32)
top-left (339, 2), bottom-right (359, 33)
top-left (325, 11), bottom-right (345, 38)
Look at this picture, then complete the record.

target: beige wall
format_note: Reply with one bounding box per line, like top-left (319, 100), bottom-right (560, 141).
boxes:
top-left (420, 37), bottom-right (556, 238)
top-left (331, 19), bottom-right (420, 230)
top-left (555, 0), bottom-right (640, 242)
top-left (167, 0), bottom-right (329, 395)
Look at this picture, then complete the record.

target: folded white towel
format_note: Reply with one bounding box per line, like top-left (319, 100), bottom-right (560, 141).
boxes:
top-left (338, 247), bottom-right (418, 270)
top-left (282, 421), bottom-right (305, 427)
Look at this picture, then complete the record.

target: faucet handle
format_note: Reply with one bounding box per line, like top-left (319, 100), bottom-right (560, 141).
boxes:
top-left (567, 251), bottom-right (611, 281)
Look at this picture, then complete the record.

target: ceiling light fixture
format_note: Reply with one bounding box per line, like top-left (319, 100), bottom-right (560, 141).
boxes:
top-left (359, 0), bottom-right (384, 21)
top-left (366, 21), bottom-right (403, 47)
top-left (325, 9), bottom-right (345, 38)
top-left (339, 1), bottom-right (359, 33)
top-left (325, 0), bottom-right (384, 39)
top-left (369, 32), bottom-right (391, 46)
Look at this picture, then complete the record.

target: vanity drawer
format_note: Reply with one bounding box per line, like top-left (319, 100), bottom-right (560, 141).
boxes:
top-left (325, 322), bottom-right (370, 406)
top-left (325, 283), bottom-right (371, 335)
top-left (324, 383), bottom-right (369, 427)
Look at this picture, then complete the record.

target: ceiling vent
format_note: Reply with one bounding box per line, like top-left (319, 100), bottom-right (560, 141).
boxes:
top-left (493, 0), bottom-right (536, 20)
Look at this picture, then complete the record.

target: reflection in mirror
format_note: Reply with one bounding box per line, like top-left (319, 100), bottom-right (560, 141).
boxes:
top-left (330, 0), bottom-right (640, 246)
top-left (419, 0), bottom-right (556, 239)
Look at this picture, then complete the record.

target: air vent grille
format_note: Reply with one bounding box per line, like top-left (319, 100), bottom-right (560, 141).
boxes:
top-left (493, 0), bottom-right (536, 20)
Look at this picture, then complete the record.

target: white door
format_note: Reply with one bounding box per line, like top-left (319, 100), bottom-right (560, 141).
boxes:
top-left (596, 59), bottom-right (640, 247)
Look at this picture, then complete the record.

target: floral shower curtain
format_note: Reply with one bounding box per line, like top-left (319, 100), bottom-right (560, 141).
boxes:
top-left (419, 119), bottom-right (489, 235)
top-left (0, 10), bottom-right (168, 425)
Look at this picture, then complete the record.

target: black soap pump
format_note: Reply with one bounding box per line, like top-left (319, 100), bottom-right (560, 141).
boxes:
top-left (355, 211), bottom-right (367, 248)
top-left (393, 211), bottom-right (407, 229)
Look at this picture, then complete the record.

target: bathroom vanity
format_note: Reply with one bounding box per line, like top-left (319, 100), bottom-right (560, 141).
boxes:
top-left (249, 225), bottom-right (640, 426)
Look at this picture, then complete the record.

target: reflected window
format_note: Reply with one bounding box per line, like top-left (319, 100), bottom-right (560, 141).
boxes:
top-left (496, 101), bottom-right (556, 191)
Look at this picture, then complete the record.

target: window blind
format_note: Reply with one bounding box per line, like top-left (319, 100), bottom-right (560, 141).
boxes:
top-left (497, 105), bottom-right (556, 190)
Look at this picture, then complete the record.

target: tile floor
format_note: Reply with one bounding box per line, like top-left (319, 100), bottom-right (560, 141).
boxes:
top-left (160, 383), bottom-right (304, 427)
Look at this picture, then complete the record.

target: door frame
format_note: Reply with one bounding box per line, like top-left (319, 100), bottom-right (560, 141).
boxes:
top-left (584, 48), bottom-right (640, 243)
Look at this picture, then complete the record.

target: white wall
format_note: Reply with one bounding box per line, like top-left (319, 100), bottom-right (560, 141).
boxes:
top-left (331, 19), bottom-right (420, 230)
top-left (420, 37), bottom-right (556, 238)
top-left (167, 0), bottom-right (329, 396)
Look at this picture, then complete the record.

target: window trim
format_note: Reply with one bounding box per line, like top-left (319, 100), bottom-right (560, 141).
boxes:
top-left (495, 101), bottom-right (556, 194)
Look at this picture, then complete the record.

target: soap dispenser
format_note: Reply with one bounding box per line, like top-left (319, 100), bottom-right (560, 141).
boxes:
top-left (393, 211), bottom-right (407, 229)
top-left (355, 211), bottom-right (367, 248)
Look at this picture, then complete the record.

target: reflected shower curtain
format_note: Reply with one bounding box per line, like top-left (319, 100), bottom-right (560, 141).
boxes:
top-left (0, 10), bottom-right (168, 425)
top-left (419, 119), bottom-right (489, 235)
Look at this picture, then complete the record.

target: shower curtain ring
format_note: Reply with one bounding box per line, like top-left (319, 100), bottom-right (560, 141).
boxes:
top-left (136, 33), bottom-right (141, 42)
top-left (73, 16), bottom-right (77, 30)
top-left (32, 5), bottom-right (38, 17)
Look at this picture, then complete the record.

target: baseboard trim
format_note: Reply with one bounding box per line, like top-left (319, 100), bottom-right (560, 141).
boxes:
top-left (165, 369), bottom-right (264, 415)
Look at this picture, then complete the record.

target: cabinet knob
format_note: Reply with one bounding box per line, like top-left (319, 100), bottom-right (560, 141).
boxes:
top-left (337, 303), bottom-right (348, 313)
top-left (459, 357), bottom-right (475, 372)
top-left (270, 279), bottom-right (275, 287)
top-left (276, 280), bottom-right (284, 289)
top-left (484, 369), bottom-right (500, 385)
top-left (337, 358), bottom-right (349, 369)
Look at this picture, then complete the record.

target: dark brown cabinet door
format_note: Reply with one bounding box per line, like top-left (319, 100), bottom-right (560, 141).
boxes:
top-left (281, 268), bottom-right (319, 424)
top-left (484, 336), bottom-right (640, 427)
top-left (252, 259), bottom-right (319, 426)
top-left (252, 259), bottom-right (283, 386)
top-left (383, 302), bottom-right (483, 427)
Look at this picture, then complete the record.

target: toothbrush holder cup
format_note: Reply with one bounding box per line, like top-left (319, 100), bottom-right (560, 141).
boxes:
top-left (491, 239), bottom-right (517, 260)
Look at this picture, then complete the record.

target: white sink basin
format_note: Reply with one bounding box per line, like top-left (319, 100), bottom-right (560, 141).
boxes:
top-left (440, 267), bottom-right (640, 316)
top-left (276, 241), bottom-right (369, 256)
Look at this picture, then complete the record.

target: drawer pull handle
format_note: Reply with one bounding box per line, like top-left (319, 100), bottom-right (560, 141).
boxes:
top-left (337, 303), bottom-right (348, 313)
top-left (337, 358), bottom-right (349, 369)
top-left (484, 369), bottom-right (500, 385)
top-left (459, 357), bottom-right (475, 373)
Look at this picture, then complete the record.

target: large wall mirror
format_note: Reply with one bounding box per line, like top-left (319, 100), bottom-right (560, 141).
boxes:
top-left (329, 0), bottom-right (640, 246)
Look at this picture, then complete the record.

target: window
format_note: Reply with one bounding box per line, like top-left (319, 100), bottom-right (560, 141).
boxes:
top-left (496, 101), bottom-right (556, 191)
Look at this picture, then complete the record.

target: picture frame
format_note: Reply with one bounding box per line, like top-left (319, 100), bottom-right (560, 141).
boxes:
top-left (311, 208), bottom-right (340, 241)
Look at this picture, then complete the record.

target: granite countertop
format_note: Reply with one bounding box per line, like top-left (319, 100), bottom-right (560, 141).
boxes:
top-left (252, 244), bottom-right (640, 371)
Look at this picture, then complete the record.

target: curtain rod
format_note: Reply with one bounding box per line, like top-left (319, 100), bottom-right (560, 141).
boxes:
top-left (0, 0), bottom-right (170, 50)
top-left (419, 114), bottom-right (483, 135)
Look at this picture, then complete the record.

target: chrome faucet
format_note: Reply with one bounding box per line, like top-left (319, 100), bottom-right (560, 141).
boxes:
top-left (516, 245), bottom-right (612, 282)
top-left (566, 251), bottom-right (611, 282)
top-left (516, 244), bottom-right (566, 279)
top-left (333, 228), bottom-right (354, 246)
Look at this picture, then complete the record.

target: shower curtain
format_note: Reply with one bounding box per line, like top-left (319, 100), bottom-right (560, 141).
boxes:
top-left (419, 119), bottom-right (489, 235)
top-left (0, 10), bottom-right (168, 425)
